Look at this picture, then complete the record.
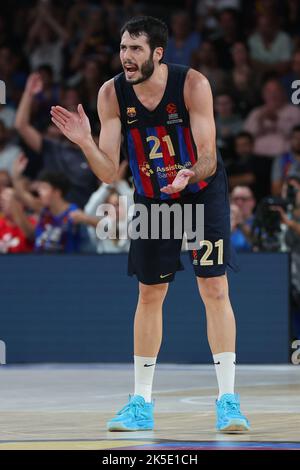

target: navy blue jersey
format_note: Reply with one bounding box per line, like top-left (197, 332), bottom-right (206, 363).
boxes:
top-left (114, 63), bottom-right (217, 200)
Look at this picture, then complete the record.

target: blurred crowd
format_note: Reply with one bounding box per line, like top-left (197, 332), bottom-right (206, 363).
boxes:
top-left (0, 0), bottom-right (300, 258)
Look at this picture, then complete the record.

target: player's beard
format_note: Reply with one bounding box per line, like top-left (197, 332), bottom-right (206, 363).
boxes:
top-left (125, 54), bottom-right (154, 85)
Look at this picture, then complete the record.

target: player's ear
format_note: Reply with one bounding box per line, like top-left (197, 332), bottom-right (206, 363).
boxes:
top-left (154, 47), bottom-right (164, 62)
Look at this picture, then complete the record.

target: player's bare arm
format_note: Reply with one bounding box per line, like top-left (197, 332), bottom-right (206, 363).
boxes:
top-left (185, 69), bottom-right (217, 184)
top-left (51, 79), bottom-right (121, 183)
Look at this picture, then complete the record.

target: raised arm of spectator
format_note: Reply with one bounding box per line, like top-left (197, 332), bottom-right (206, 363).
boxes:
top-left (11, 154), bottom-right (43, 213)
top-left (51, 79), bottom-right (121, 183)
top-left (5, 190), bottom-right (36, 240)
top-left (15, 73), bottom-right (43, 153)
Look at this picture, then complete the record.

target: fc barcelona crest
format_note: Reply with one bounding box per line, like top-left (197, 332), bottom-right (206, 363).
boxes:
top-left (127, 107), bottom-right (136, 118)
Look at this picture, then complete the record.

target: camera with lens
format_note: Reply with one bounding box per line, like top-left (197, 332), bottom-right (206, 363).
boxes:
top-left (252, 176), bottom-right (299, 252)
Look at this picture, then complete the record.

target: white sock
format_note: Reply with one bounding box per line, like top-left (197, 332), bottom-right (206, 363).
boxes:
top-left (213, 352), bottom-right (236, 400)
top-left (134, 355), bottom-right (157, 403)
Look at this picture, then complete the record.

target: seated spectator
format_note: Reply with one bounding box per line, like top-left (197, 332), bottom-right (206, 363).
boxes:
top-left (231, 185), bottom-right (256, 231)
top-left (164, 11), bottom-right (201, 66)
top-left (0, 119), bottom-right (22, 175)
top-left (12, 168), bottom-right (81, 253)
top-left (248, 13), bottom-right (292, 76)
top-left (243, 78), bottom-right (300, 157)
top-left (230, 203), bottom-right (252, 252)
top-left (272, 126), bottom-right (300, 197)
top-left (227, 131), bottom-right (272, 200)
top-left (15, 73), bottom-right (98, 208)
top-left (70, 161), bottom-right (133, 253)
top-left (215, 92), bottom-right (243, 163)
top-left (0, 187), bottom-right (35, 254)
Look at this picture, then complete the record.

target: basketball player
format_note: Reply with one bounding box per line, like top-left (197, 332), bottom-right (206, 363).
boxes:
top-left (51, 16), bottom-right (250, 433)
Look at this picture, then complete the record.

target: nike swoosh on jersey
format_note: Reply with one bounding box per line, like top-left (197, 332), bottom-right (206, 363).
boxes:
top-left (127, 119), bottom-right (138, 124)
top-left (144, 364), bottom-right (156, 367)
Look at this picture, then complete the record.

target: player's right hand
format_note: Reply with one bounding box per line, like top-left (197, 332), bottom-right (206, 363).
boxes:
top-left (50, 104), bottom-right (91, 147)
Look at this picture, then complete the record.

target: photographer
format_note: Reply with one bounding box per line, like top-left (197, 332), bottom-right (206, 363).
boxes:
top-left (273, 176), bottom-right (300, 339)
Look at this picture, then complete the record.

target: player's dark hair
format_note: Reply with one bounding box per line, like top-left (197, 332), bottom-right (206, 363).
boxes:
top-left (37, 171), bottom-right (70, 198)
top-left (120, 16), bottom-right (168, 62)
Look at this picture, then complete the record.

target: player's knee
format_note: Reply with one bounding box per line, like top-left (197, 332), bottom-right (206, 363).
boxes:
top-left (138, 282), bottom-right (168, 305)
top-left (198, 276), bottom-right (228, 303)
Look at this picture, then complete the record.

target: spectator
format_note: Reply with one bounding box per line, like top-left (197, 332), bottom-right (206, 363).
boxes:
top-left (70, 161), bottom-right (133, 253)
top-left (212, 8), bottom-right (243, 70)
top-left (12, 167), bottom-right (81, 254)
top-left (243, 78), bottom-right (300, 157)
top-left (31, 65), bottom-right (61, 132)
top-left (215, 93), bottom-right (243, 162)
top-left (164, 11), bottom-right (201, 66)
top-left (248, 13), bottom-right (293, 76)
top-left (15, 73), bottom-right (98, 208)
top-left (227, 131), bottom-right (271, 200)
top-left (0, 187), bottom-right (35, 254)
top-left (272, 126), bottom-right (300, 197)
top-left (227, 41), bottom-right (260, 117)
top-left (231, 185), bottom-right (256, 229)
top-left (230, 203), bottom-right (252, 252)
top-left (0, 120), bottom-right (22, 175)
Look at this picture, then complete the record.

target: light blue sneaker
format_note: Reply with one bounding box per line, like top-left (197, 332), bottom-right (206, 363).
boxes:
top-left (216, 393), bottom-right (250, 433)
top-left (107, 394), bottom-right (154, 431)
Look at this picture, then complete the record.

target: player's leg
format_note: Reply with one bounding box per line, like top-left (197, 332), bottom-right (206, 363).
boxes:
top-left (188, 161), bottom-right (250, 432)
top-left (107, 193), bottom-right (183, 431)
top-left (134, 281), bottom-right (168, 401)
top-left (197, 275), bottom-right (250, 432)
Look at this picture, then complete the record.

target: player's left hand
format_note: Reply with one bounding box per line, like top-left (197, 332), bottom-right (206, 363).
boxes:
top-left (160, 169), bottom-right (195, 194)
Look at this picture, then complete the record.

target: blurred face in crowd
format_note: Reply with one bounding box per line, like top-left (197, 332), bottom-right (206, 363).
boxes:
top-left (198, 41), bottom-right (216, 66)
top-left (120, 31), bottom-right (163, 85)
top-left (215, 94), bottom-right (234, 118)
top-left (257, 14), bottom-right (277, 41)
top-left (262, 80), bottom-right (285, 110)
top-left (235, 135), bottom-right (253, 156)
top-left (231, 186), bottom-right (255, 219)
top-left (83, 60), bottom-right (101, 82)
top-left (291, 130), bottom-right (300, 155)
top-left (292, 52), bottom-right (300, 76)
top-left (61, 89), bottom-right (80, 113)
top-left (37, 182), bottom-right (60, 208)
top-left (231, 42), bottom-right (248, 66)
top-left (171, 12), bottom-right (190, 39)
top-left (0, 187), bottom-right (13, 216)
top-left (219, 11), bottom-right (237, 36)
top-left (38, 68), bottom-right (53, 89)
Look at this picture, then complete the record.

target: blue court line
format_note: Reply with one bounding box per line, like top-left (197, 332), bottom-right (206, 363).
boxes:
top-left (113, 441), bottom-right (300, 450)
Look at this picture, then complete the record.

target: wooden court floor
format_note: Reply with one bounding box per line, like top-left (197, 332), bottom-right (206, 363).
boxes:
top-left (0, 364), bottom-right (299, 450)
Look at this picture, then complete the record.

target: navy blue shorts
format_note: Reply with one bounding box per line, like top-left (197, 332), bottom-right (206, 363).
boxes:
top-left (128, 162), bottom-right (238, 285)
